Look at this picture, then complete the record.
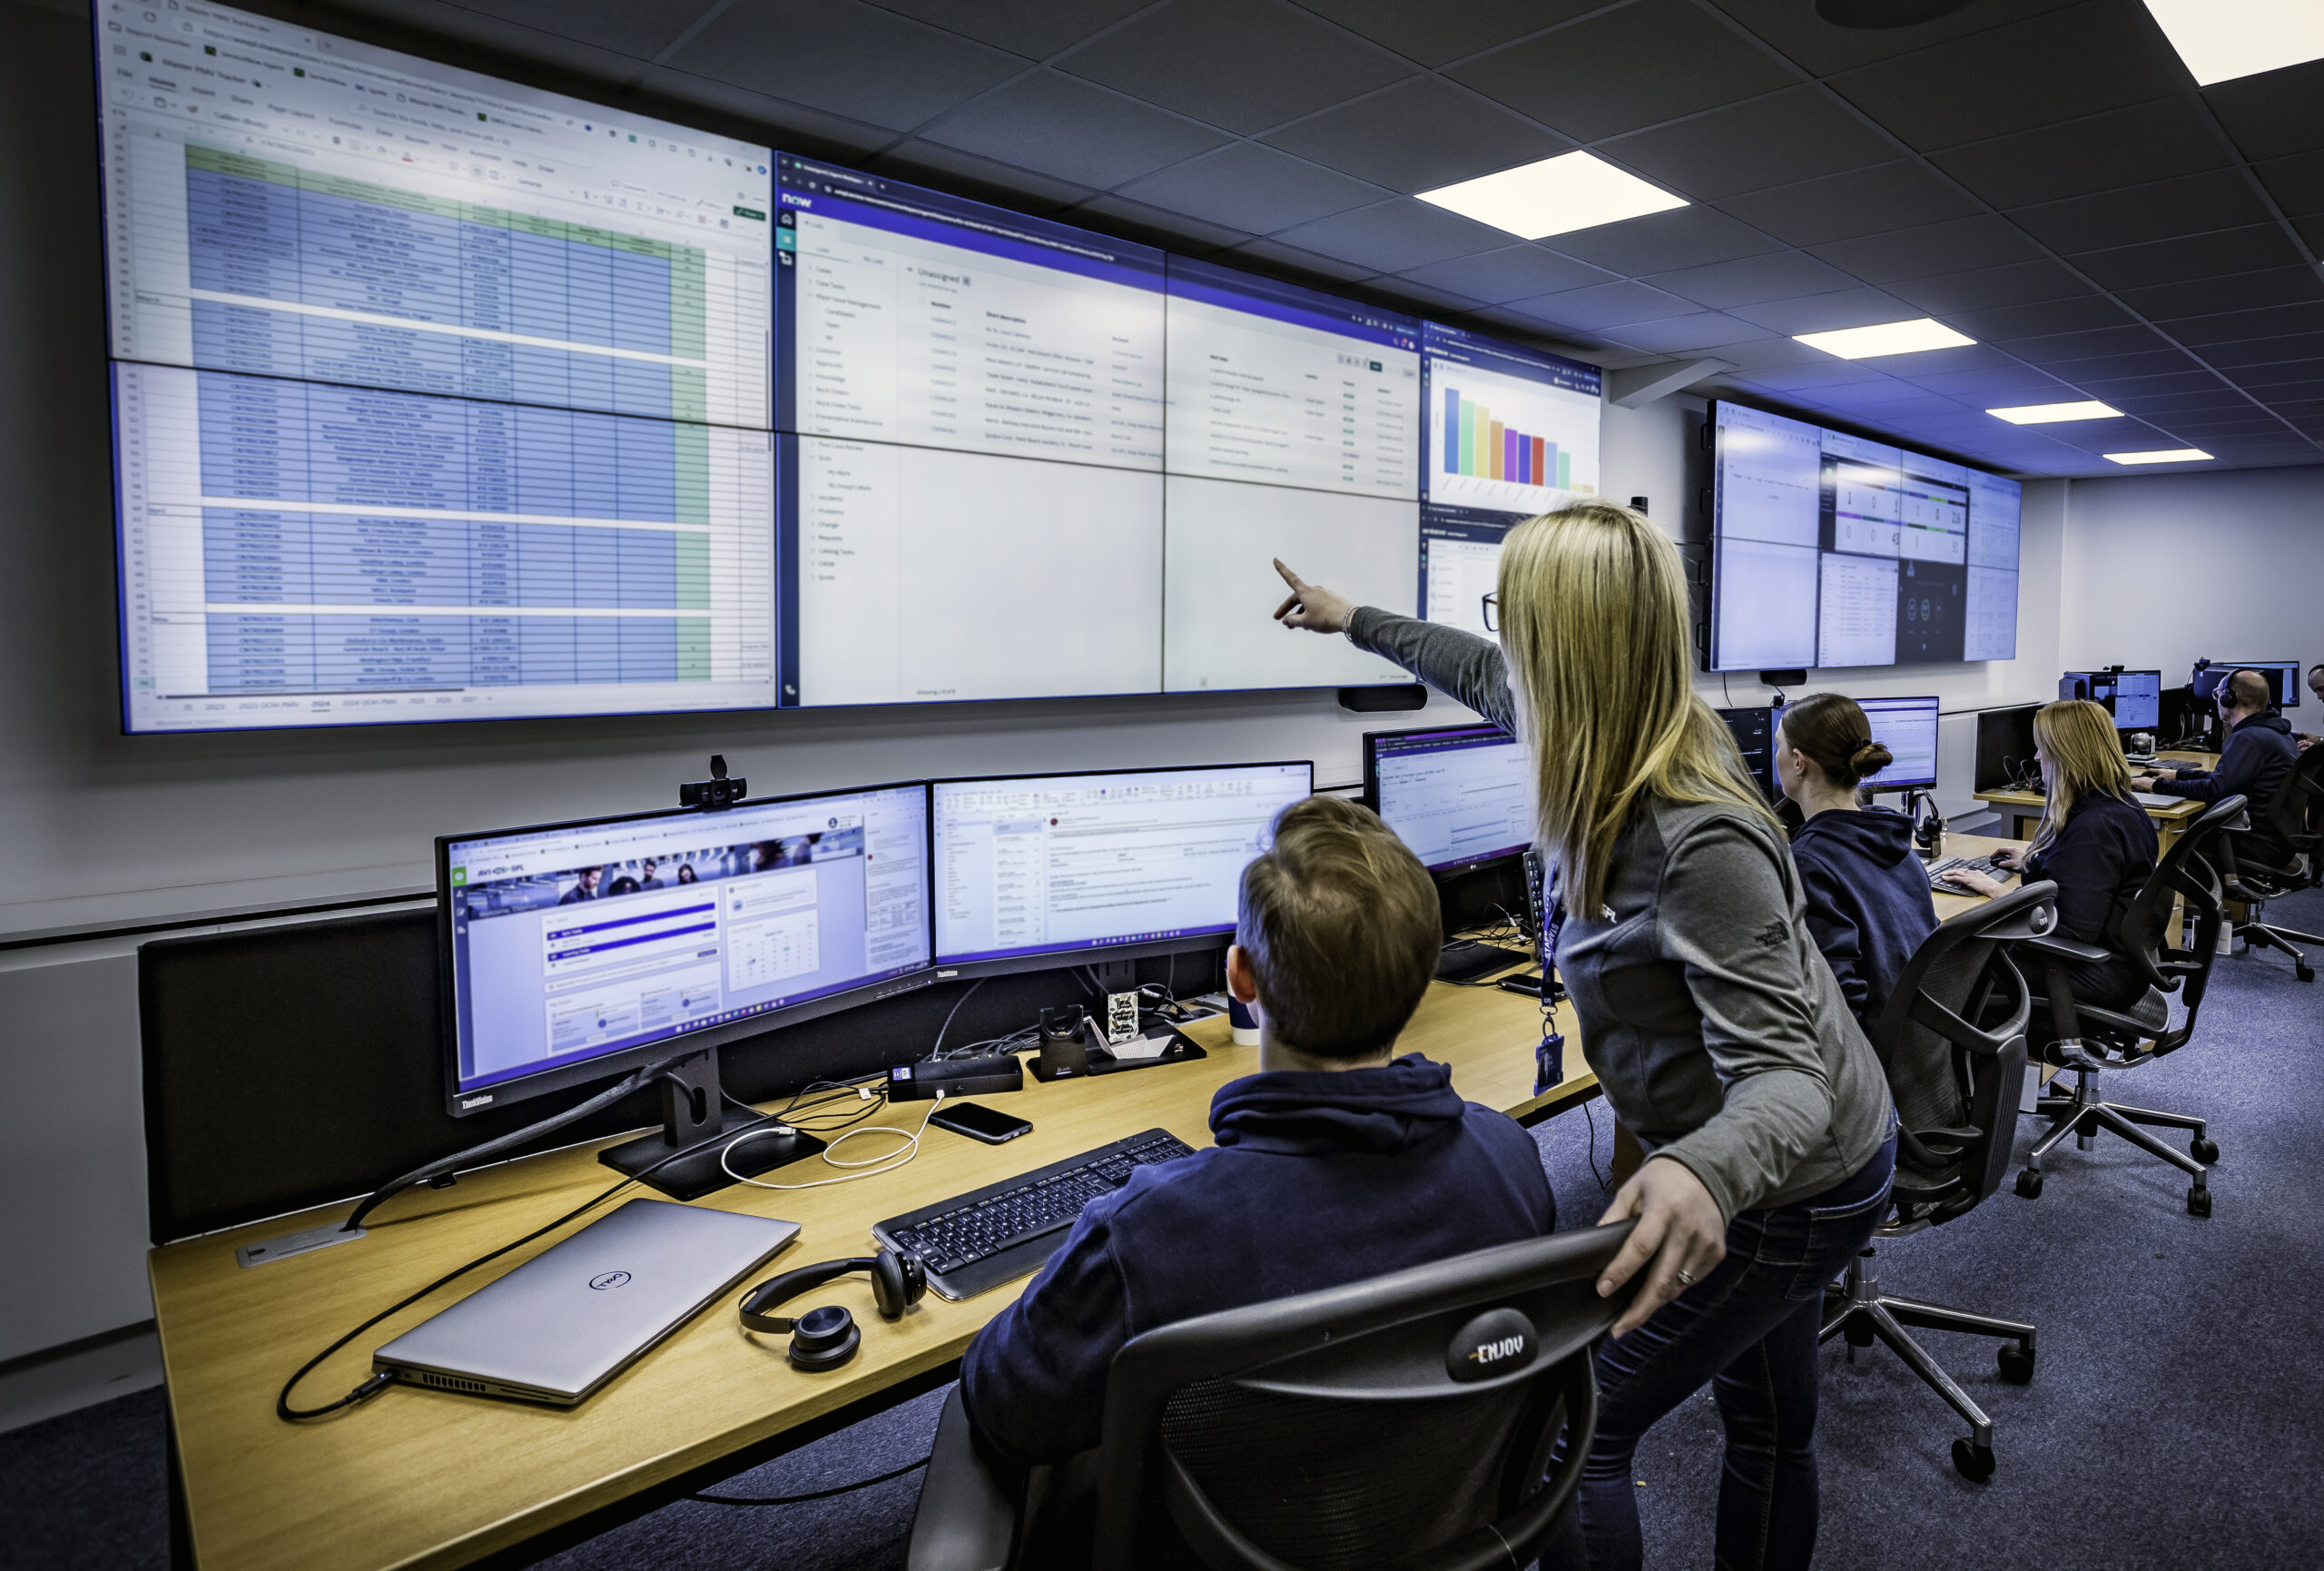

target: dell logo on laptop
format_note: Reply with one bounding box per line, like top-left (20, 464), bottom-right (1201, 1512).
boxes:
top-left (589, 1271), bottom-right (632, 1290)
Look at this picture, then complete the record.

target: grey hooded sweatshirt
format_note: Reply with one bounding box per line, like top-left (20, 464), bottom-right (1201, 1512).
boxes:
top-left (1346, 607), bottom-right (1894, 1220)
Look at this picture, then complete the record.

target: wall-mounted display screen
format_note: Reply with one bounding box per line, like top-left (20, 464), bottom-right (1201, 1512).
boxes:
top-left (1708, 402), bottom-right (2021, 674)
top-left (1418, 325), bottom-right (1601, 639)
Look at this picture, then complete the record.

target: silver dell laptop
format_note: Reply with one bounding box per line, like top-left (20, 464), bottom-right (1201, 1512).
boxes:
top-left (374, 1199), bottom-right (798, 1406)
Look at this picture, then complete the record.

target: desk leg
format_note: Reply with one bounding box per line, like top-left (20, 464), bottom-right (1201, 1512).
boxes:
top-left (167, 1388), bottom-right (194, 1570)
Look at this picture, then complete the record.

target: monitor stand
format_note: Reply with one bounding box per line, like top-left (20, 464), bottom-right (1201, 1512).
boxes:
top-left (598, 1047), bottom-right (825, 1201)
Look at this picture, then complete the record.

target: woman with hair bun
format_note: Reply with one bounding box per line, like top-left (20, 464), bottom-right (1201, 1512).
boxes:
top-left (1774, 692), bottom-right (1938, 1036)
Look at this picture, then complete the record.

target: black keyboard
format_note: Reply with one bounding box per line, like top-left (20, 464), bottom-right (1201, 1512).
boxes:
top-left (872, 1128), bottom-right (1196, 1299)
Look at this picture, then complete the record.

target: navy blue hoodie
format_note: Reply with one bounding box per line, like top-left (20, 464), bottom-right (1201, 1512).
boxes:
top-left (1788, 805), bottom-right (1939, 1037)
top-left (958, 1056), bottom-right (1556, 1466)
top-left (2027, 791), bottom-right (2158, 1012)
top-left (2154, 710), bottom-right (2298, 862)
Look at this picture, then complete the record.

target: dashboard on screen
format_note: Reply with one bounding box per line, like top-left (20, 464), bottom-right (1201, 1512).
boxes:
top-left (99, 0), bottom-right (776, 732)
top-left (1364, 725), bottom-right (1531, 873)
top-left (1709, 402), bottom-right (2021, 673)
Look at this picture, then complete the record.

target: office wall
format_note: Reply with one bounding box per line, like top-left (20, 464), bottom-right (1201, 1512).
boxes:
top-left (2057, 465), bottom-right (2324, 689)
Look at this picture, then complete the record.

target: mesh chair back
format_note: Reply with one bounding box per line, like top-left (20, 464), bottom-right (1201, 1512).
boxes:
top-left (2120, 796), bottom-right (2244, 1051)
top-left (2252, 743), bottom-right (2324, 878)
top-left (1089, 1223), bottom-right (1638, 1571)
top-left (1870, 881), bottom-right (2057, 1219)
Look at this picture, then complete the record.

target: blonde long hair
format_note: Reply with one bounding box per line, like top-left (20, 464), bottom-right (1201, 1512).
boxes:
top-left (1498, 502), bottom-right (1775, 913)
top-left (2029, 698), bottom-right (2135, 856)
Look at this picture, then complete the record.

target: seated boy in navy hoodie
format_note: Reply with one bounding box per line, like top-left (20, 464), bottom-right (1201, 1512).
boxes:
top-left (959, 794), bottom-right (1559, 1466)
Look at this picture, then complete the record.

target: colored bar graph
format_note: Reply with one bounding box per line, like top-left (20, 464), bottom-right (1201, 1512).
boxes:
top-left (1443, 387), bottom-right (1569, 491)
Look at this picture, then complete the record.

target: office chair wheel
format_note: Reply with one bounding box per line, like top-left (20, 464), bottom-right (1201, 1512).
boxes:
top-left (1952, 1439), bottom-right (1996, 1482)
top-left (1997, 1345), bottom-right (2035, 1385)
top-left (2297, 962), bottom-right (2314, 983)
top-left (2191, 1137), bottom-right (2220, 1164)
top-left (2015, 1169), bottom-right (2044, 1200)
top-left (2187, 1185), bottom-right (2212, 1218)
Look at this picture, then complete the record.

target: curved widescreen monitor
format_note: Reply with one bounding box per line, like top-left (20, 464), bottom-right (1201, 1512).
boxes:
top-left (1363, 725), bottom-right (1531, 874)
top-left (438, 783), bottom-right (931, 1113)
top-left (1708, 401), bottom-right (2021, 674)
top-left (932, 761), bottom-right (1312, 977)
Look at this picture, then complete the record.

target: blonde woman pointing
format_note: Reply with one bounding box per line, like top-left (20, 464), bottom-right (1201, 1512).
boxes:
top-left (1274, 506), bottom-right (1895, 1571)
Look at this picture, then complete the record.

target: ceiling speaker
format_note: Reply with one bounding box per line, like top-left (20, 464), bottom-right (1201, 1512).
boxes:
top-left (1815, 0), bottom-right (1977, 27)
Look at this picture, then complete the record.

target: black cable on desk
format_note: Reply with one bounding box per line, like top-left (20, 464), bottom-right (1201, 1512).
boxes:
top-left (689, 1455), bottom-right (930, 1506)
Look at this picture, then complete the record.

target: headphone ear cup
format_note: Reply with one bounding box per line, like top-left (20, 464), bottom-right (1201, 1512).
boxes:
top-left (869, 1249), bottom-right (922, 1319)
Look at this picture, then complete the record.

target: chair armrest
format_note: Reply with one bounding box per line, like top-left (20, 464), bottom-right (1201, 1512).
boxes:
top-left (2013, 933), bottom-right (2112, 966)
top-left (908, 1388), bottom-right (1023, 1571)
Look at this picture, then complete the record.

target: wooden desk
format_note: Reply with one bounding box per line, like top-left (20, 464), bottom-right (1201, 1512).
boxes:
top-left (1972, 786), bottom-right (2204, 861)
top-left (151, 975), bottom-right (1590, 1571)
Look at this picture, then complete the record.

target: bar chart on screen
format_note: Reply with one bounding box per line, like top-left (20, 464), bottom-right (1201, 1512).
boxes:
top-left (1424, 354), bottom-right (1600, 515)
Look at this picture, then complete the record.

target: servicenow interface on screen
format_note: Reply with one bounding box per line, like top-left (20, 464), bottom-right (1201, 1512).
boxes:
top-left (445, 786), bottom-right (929, 1095)
top-left (98, 0), bottom-right (776, 730)
top-left (934, 764), bottom-right (1312, 965)
top-left (1710, 403), bottom-right (2020, 673)
top-left (1372, 726), bottom-right (1531, 872)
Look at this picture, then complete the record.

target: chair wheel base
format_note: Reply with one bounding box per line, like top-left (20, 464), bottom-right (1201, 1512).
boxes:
top-left (2191, 1137), bottom-right (2220, 1164)
top-left (1953, 1439), bottom-right (1996, 1482)
top-left (2015, 1169), bottom-right (2044, 1200)
top-left (1997, 1345), bottom-right (2035, 1385)
top-left (2187, 1185), bottom-right (2212, 1218)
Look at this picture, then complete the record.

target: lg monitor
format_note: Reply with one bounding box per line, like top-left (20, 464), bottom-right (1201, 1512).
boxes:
top-left (1766, 694), bottom-right (1939, 793)
top-left (2061, 670), bottom-right (2162, 732)
top-left (439, 782), bottom-right (934, 1194)
top-left (1974, 705), bottom-right (2041, 794)
top-left (2197, 661), bottom-right (2301, 709)
top-left (1363, 726), bottom-right (1531, 874)
top-left (931, 761), bottom-right (1313, 979)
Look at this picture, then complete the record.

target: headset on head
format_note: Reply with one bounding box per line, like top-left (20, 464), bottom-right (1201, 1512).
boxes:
top-left (736, 1249), bottom-right (928, 1370)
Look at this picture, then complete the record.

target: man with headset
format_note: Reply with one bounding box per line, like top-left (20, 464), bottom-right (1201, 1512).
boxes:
top-left (2134, 667), bottom-right (2299, 859)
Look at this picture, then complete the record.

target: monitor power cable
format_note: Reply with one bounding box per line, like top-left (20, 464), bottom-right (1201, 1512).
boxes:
top-left (719, 1092), bottom-right (947, 1192)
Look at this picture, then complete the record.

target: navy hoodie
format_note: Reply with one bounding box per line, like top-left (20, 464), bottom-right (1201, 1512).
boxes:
top-left (958, 1055), bottom-right (1556, 1466)
top-left (1788, 805), bottom-right (1939, 1038)
top-left (2026, 792), bottom-right (2158, 1012)
top-left (2154, 710), bottom-right (2298, 862)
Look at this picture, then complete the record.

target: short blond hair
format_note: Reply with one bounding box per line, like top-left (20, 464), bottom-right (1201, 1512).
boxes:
top-left (1237, 795), bottom-right (1440, 1060)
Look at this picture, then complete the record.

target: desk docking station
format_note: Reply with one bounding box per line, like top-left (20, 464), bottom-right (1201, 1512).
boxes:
top-left (888, 1054), bottom-right (1026, 1101)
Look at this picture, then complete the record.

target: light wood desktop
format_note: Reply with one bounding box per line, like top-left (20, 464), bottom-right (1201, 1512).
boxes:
top-left (149, 971), bottom-right (1586, 1571)
top-left (1972, 785), bottom-right (2206, 859)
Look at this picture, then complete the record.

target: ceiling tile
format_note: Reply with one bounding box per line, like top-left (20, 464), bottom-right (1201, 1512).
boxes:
top-left (924, 71), bottom-right (1230, 189)
top-left (2115, 267), bottom-right (2324, 320)
top-left (1292, 0), bottom-right (1602, 69)
top-left (1597, 89), bottom-right (1894, 203)
top-left (1366, 278), bottom-right (1492, 316)
top-left (2227, 362), bottom-right (2324, 392)
top-left (1906, 367), bottom-right (2079, 400)
top-left (1500, 280), bottom-right (1703, 332)
top-left (2161, 302), bottom-right (2324, 348)
top-left (2073, 371), bottom-right (2224, 400)
top-left (2034, 351), bottom-right (2204, 383)
top-left (1215, 236), bottom-right (1379, 283)
top-left (448, 0), bottom-right (716, 57)
top-left (1267, 198), bottom-right (1512, 273)
top-left (1805, 215), bottom-right (2043, 285)
top-left (1393, 244), bottom-right (1616, 305)
top-left (1941, 297), bottom-right (2134, 343)
top-left (1446, 0), bottom-right (1796, 143)
top-left (1603, 313), bottom-right (1776, 354)
top-left (1066, 192), bottom-right (1251, 252)
top-left (2251, 150), bottom-right (2324, 219)
top-left (866, 141), bottom-right (1093, 211)
top-left (868, 0), bottom-right (1148, 57)
top-left (667, 0), bottom-right (1027, 131)
top-left (2200, 332), bottom-right (2324, 371)
top-left (1885, 260), bottom-right (2096, 314)
top-left (1699, 0), bottom-right (2087, 78)
top-left (1826, 2), bottom-right (2183, 153)
top-left (1260, 77), bottom-right (1571, 195)
top-left (2292, 214), bottom-right (2324, 254)
top-left (1059, 0), bottom-right (1412, 135)
top-left (633, 66), bottom-right (895, 157)
top-left (2203, 58), bottom-right (2324, 162)
top-left (1725, 286), bottom-right (1918, 335)
top-left (1719, 163), bottom-right (1980, 248)
top-left (2006, 173), bottom-right (2277, 255)
top-left (2071, 226), bottom-right (2308, 292)
top-left (1998, 324), bottom-right (2171, 365)
top-left (1926, 98), bottom-right (2231, 211)
top-left (1116, 143), bottom-right (1386, 232)
top-left (1647, 250), bottom-right (1856, 310)
top-left (1542, 206), bottom-right (1787, 275)
top-left (1707, 338), bottom-right (1832, 371)
top-left (2106, 389), bottom-right (2266, 416)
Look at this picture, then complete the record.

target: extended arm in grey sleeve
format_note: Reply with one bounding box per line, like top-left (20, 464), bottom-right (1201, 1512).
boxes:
top-left (1645, 818), bottom-right (1847, 1221)
top-left (1344, 607), bottom-right (1517, 732)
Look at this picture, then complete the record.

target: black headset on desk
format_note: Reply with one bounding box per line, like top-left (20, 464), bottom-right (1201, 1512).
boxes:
top-left (737, 1249), bottom-right (928, 1370)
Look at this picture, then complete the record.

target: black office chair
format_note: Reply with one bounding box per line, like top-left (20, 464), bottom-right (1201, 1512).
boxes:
top-left (2009, 796), bottom-right (2245, 1217)
top-left (907, 1223), bottom-right (1639, 1571)
top-left (2217, 744), bottom-right (2324, 982)
top-left (1823, 880), bottom-right (2056, 1484)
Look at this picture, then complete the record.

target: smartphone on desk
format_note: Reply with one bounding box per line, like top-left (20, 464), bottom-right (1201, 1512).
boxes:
top-left (929, 1102), bottom-right (1033, 1146)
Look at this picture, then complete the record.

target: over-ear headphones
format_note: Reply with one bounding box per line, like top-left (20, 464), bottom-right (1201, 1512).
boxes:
top-left (736, 1250), bottom-right (928, 1370)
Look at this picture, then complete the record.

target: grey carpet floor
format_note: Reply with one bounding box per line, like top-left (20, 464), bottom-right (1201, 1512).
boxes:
top-left (7, 884), bottom-right (2319, 1569)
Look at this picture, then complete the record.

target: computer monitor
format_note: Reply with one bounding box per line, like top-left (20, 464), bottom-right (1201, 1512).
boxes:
top-left (931, 762), bottom-right (1314, 979)
top-left (2198, 661), bottom-right (2301, 708)
top-left (1715, 706), bottom-right (1779, 800)
top-left (439, 782), bottom-right (935, 1194)
top-left (1363, 726), bottom-right (1530, 874)
top-left (2062, 670), bottom-right (2162, 732)
top-left (1766, 695), bottom-right (1939, 793)
top-left (1974, 705), bottom-right (2041, 794)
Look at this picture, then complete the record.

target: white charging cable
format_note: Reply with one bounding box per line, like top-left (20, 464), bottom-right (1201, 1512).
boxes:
top-left (719, 1092), bottom-right (946, 1191)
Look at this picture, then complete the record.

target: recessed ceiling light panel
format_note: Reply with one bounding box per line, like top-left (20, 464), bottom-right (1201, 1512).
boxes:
top-left (1987, 400), bottom-right (2123, 424)
top-left (2144, 0), bottom-right (2324, 85)
top-left (1414, 152), bottom-right (1687, 241)
top-left (2104, 448), bottom-right (2213, 465)
top-left (1794, 319), bottom-right (1976, 359)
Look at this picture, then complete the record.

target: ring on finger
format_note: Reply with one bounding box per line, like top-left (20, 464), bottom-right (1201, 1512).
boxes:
top-left (1675, 1268), bottom-right (1698, 1288)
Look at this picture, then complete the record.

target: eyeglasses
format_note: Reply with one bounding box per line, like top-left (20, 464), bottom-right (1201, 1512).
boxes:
top-left (1481, 592), bottom-right (1499, 633)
